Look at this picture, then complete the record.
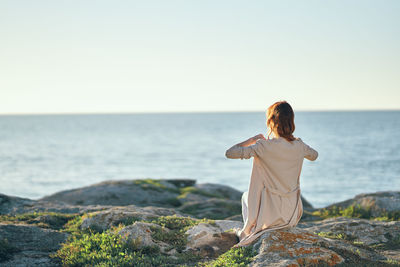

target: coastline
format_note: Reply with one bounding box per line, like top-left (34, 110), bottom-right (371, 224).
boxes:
top-left (1, 178), bottom-right (399, 266)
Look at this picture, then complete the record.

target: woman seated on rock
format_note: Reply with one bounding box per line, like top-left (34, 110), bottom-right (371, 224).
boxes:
top-left (225, 101), bottom-right (318, 247)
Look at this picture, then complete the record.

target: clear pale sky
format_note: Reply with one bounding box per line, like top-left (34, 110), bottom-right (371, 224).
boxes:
top-left (1, 0), bottom-right (399, 114)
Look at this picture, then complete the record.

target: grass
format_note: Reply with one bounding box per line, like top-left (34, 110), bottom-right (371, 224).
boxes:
top-left (149, 215), bottom-right (216, 252)
top-left (316, 231), bottom-right (353, 241)
top-left (312, 204), bottom-right (372, 220)
top-left (312, 204), bottom-right (400, 221)
top-left (52, 214), bottom-right (215, 266)
top-left (199, 246), bottom-right (256, 267)
top-left (52, 225), bottom-right (167, 267)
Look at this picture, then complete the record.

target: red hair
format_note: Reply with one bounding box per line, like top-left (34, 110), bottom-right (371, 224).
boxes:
top-left (267, 101), bottom-right (296, 142)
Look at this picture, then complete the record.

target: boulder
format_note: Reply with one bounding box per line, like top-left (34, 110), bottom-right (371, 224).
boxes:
top-left (160, 179), bottom-right (196, 188)
top-left (178, 198), bottom-right (242, 220)
top-left (0, 223), bottom-right (68, 266)
top-left (194, 183), bottom-right (243, 200)
top-left (38, 180), bottom-right (181, 207)
top-left (118, 222), bottom-right (161, 247)
top-left (184, 220), bottom-right (243, 257)
top-left (301, 195), bottom-right (313, 209)
top-left (118, 221), bottom-right (177, 254)
top-left (0, 193), bottom-right (36, 215)
top-left (250, 227), bottom-right (345, 266)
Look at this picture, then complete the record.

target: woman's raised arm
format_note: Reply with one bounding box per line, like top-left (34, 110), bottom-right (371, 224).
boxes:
top-left (225, 134), bottom-right (266, 160)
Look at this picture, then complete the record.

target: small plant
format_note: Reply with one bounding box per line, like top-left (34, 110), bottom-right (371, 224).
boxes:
top-left (312, 204), bottom-right (400, 221)
top-left (53, 214), bottom-right (214, 266)
top-left (200, 246), bottom-right (256, 267)
top-left (312, 204), bottom-right (372, 219)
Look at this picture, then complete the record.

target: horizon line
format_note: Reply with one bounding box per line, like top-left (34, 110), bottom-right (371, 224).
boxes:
top-left (0, 108), bottom-right (399, 116)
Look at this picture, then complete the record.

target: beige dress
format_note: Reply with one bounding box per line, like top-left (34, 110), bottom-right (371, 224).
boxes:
top-left (225, 137), bottom-right (318, 247)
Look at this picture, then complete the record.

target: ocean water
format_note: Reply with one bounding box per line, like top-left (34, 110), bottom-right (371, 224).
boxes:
top-left (0, 111), bottom-right (399, 208)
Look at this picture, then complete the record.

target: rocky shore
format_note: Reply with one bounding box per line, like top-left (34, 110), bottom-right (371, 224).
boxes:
top-left (1, 178), bottom-right (399, 266)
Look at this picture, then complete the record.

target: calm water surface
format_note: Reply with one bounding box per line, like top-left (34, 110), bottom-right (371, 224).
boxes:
top-left (0, 111), bottom-right (399, 208)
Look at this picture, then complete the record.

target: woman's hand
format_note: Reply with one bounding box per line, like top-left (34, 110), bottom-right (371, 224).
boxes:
top-left (251, 134), bottom-right (266, 141)
top-left (237, 134), bottom-right (266, 147)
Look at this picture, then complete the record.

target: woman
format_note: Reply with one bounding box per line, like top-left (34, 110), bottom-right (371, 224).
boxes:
top-left (225, 101), bottom-right (318, 247)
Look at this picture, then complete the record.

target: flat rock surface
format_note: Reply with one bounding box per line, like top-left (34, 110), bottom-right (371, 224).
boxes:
top-left (299, 216), bottom-right (400, 246)
top-left (80, 205), bottom-right (187, 232)
top-left (0, 223), bottom-right (68, 267)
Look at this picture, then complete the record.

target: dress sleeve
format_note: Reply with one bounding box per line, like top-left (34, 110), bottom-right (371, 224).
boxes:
top-left (302, 140), bottom-right (318, 161)
top-left (225, 139), bottom-right (265, 160)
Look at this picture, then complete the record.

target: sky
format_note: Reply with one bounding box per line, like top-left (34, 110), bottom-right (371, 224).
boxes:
top-left (0, 0), bottom-right (399, 114)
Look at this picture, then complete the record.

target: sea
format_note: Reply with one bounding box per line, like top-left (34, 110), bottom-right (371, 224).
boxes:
top-left (0, 111), bottom-right (399, 208)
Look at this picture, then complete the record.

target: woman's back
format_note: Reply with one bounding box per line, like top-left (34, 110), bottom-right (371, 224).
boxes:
top-left (225, 101), bottom-right (318, 247)
top-left (255, 137), bottom-right (318, 191)
top-left (225, 136), bottom-right (318, 247)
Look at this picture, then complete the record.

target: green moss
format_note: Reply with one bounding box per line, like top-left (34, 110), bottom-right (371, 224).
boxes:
top-left (0, 212), bottom-right (79, 230)
top-left (0, 238), bottom-right (19, 262)
top-left (150, 214), bottom-right (215, 230)
top-left (133, 179), bottom-right (179, 193)
top-left (178, 186), bottom-right (221, 199)
top-left (200, 246), bottom-right (256, 267)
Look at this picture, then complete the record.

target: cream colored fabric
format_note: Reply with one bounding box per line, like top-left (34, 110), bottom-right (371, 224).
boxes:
top-left (225, 137), bottom-right (318, 247)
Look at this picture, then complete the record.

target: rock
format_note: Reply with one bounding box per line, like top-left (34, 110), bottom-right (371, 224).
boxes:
top-left (225, 214), bottom-right (243, 222)
top-left (250, 227), bottom-right (345, 266)
top-left (118, 221), bottom-right (177, 254)
top-left (184, 220), bottom-right (242, 257)
top-left (0, 192), bottom-right (117, 216)
top-left (213, 220), bottom-right (244, 232)
top-left (324, 191), bottom-right (400, 217)
top-left (0, 193), bottom-right (36, 215)
top-left (301, 195), bottom-right (313, 209)
top-left (161, 179), bottom-right (196, 188)
top-left (194, 183), bottom-right (243, 201)
top-left (80, 205), bottom-right (187, 232)
top-left (299, 216), bottom-right (400, 246)
top-left (38, 180), bottom-right (181, 207)
top-left (0, 223), bottom-right (68, 266)
top-left (179, 198), bottom-right (242, 220)
top-left (118, 222), bottom-right (161, 247)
